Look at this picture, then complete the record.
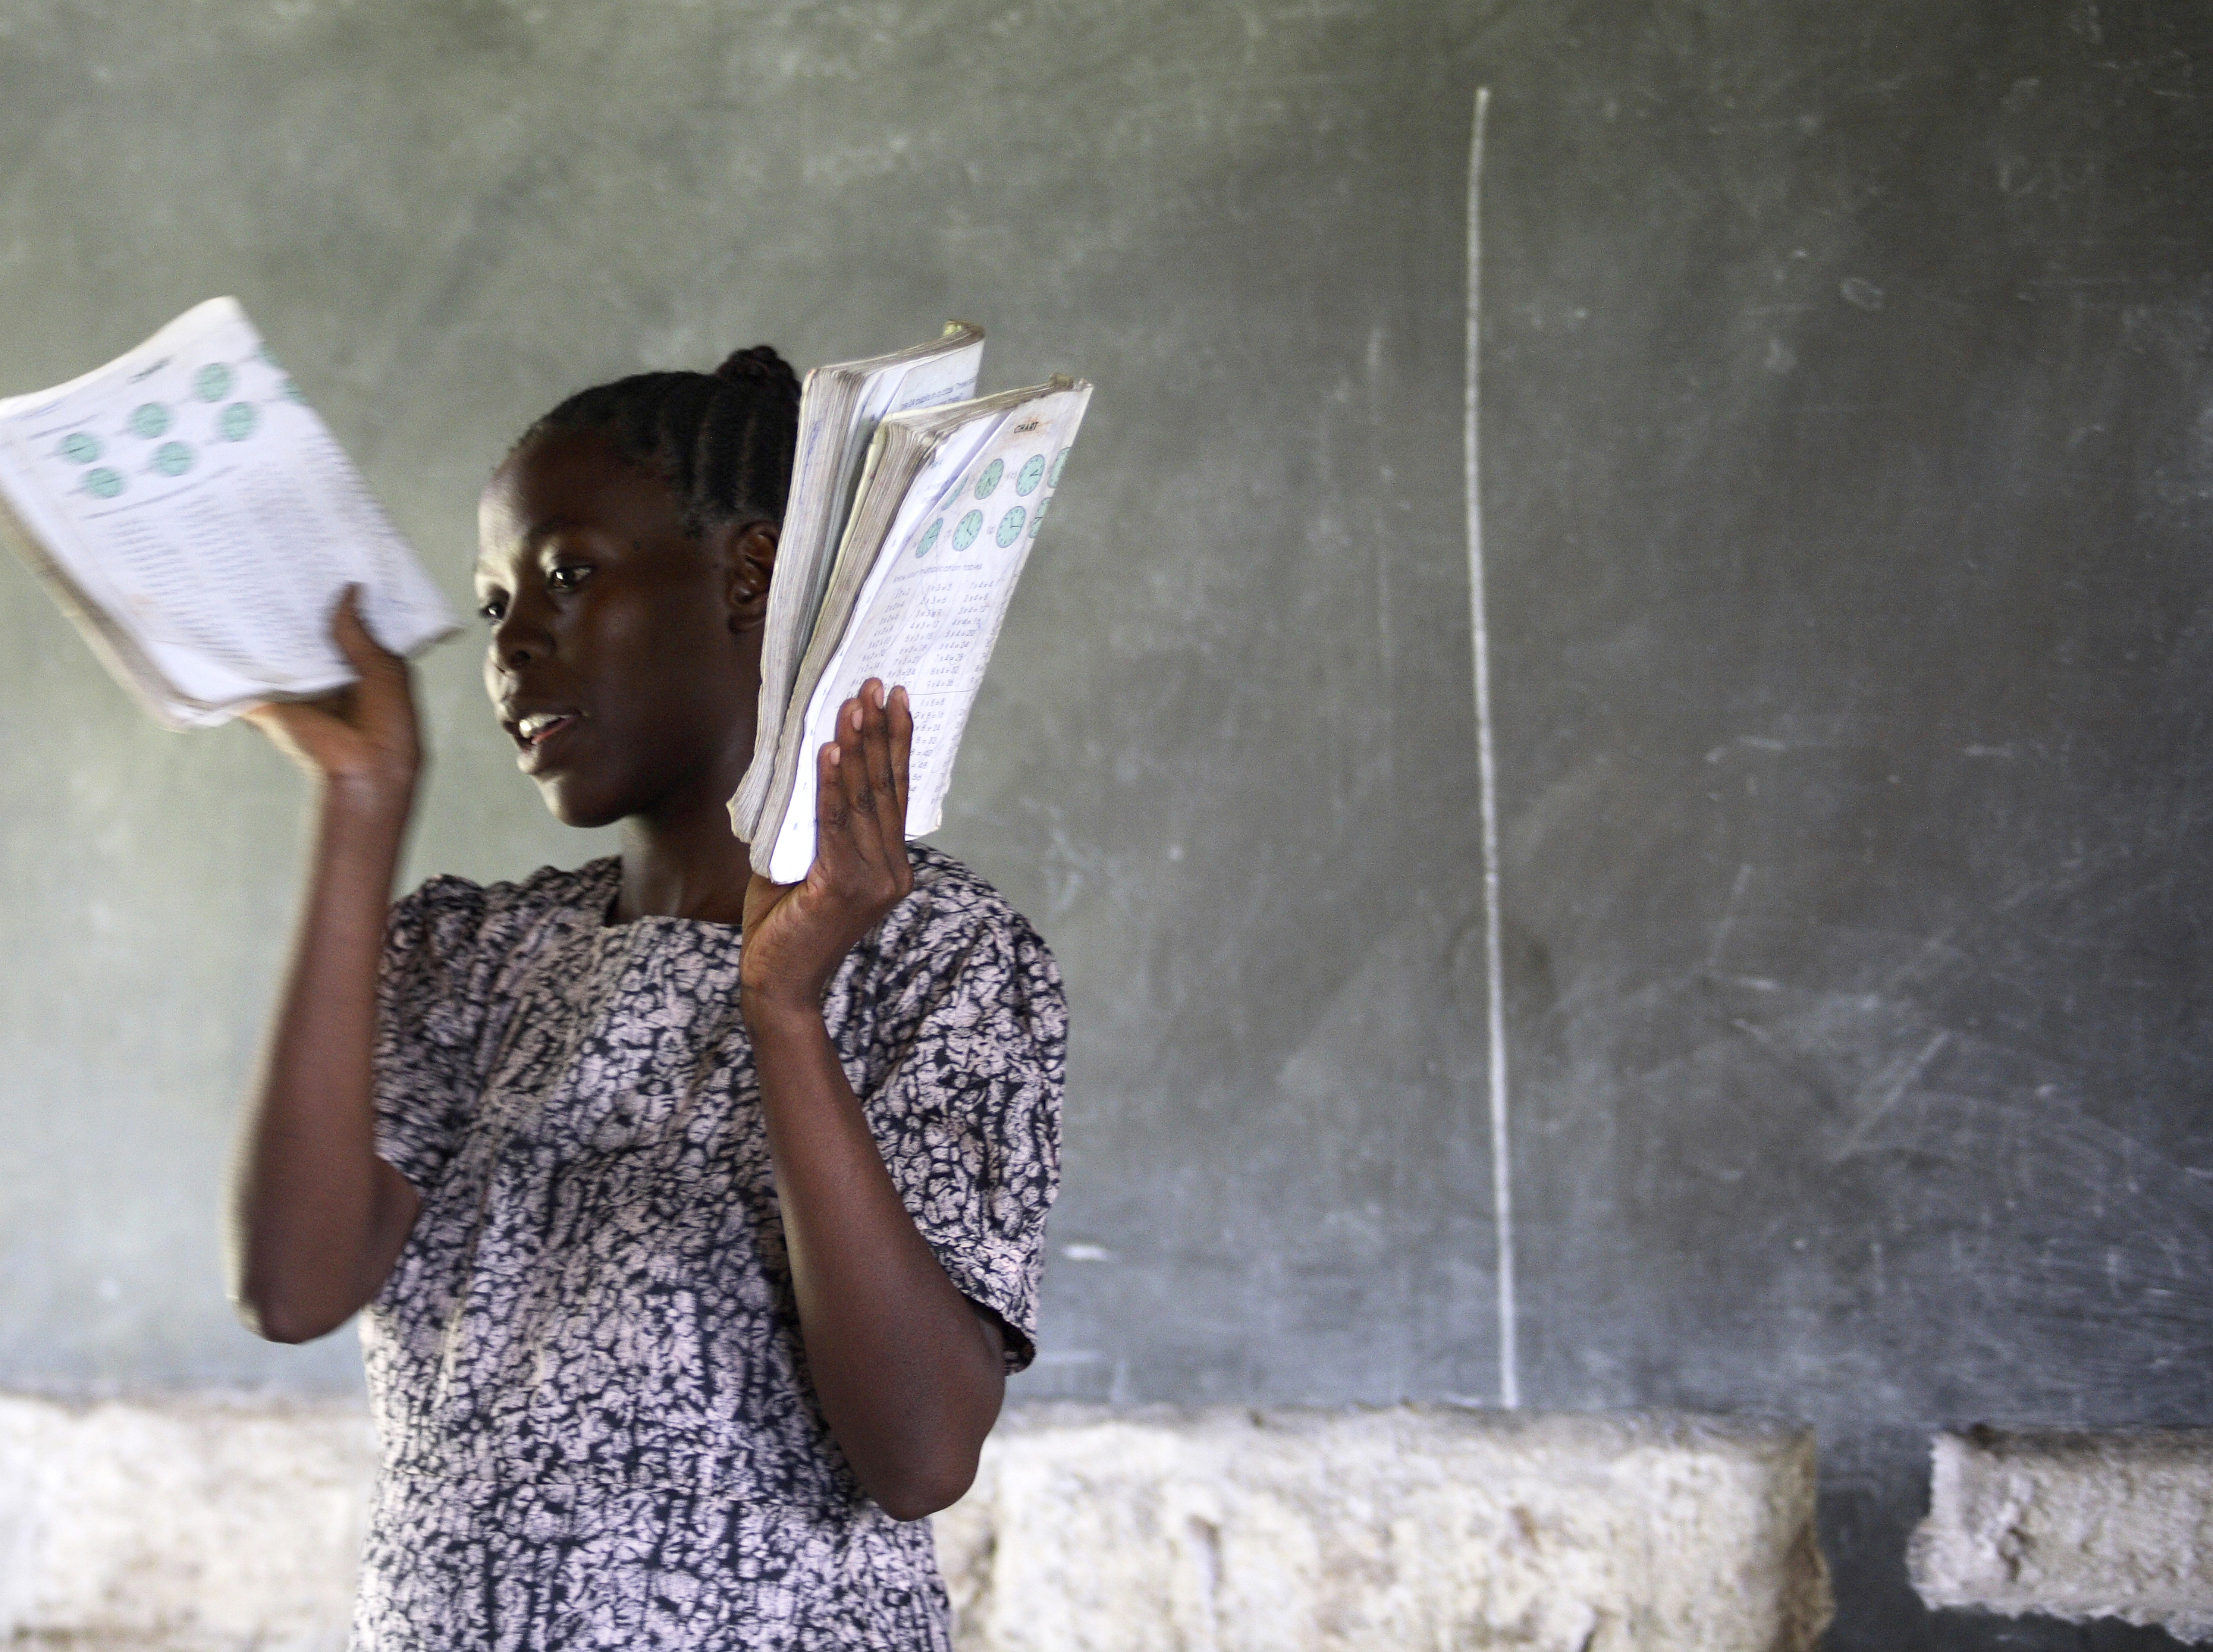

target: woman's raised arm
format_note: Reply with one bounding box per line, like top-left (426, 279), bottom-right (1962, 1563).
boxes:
top-left (228, 590), bottom-right (424, 1343)
top-left (740, 683), bottom-right (1009, 1520)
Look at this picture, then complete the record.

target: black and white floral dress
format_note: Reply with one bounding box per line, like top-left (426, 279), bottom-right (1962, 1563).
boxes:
top-left (352, 846), bottom-right (1064, 1650)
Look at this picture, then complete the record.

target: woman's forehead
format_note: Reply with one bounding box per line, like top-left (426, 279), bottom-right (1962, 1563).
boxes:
top-left (479, 429), bottom-right (686, 558)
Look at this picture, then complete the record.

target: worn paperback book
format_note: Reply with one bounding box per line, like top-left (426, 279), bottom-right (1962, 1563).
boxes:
top-left (0, 297), bottom-right (455, 730)
top-left (738, 349), bottom-right (1091, 883)
top-left (731, 322), bottom-right (985, 832)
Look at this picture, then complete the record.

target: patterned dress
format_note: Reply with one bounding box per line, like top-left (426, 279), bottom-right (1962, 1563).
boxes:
top-left (352, 846), bottom-right (1065, 1650)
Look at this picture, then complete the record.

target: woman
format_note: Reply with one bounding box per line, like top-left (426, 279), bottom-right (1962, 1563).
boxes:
top-left (231, 347), bottom-right (1063, 1647)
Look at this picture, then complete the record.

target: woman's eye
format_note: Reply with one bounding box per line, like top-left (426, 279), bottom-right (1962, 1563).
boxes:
top-left (548, 564), bottom-right (590, 594)
top-left (476, 597), bottom-right (506, 625)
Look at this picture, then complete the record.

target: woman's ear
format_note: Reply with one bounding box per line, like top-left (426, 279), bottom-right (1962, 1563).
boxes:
top-left (723, 520), bottom-right (780, 633)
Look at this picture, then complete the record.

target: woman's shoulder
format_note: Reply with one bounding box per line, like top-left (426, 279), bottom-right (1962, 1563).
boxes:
top-left (844, 845), bottom-right (1065, 1038)
top-left (845, 844), bottom-right (1066, 1085)
top-left (883, 845), bottom-right (1057, 979)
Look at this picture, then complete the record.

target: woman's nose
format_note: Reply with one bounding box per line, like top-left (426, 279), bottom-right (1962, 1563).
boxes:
top-left (489, 596), bottom-right (551, 672)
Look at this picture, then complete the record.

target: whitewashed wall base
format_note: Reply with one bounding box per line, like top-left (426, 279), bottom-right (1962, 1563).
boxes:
top-left (0, 1394), bottom-right (1828, 1650)
top-left (1910, 1427), bottom-right (2213, 1643)
top-left (934, 1405), bottom-right (1829, 1652)
top-left (0, 1393), bottom-right (375, 1651)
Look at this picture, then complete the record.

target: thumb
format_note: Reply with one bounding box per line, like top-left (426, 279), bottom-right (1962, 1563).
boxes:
top-left (243, 697), bottom-right (353, 774)
top-left (330, 586), bottom-right (399, 673)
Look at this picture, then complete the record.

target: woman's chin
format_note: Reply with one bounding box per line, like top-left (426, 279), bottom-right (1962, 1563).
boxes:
top-left (533, 775), bottom-right (624, 831)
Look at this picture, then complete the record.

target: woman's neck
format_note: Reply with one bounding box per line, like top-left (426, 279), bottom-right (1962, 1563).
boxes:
top-left (614, 795), bottom-right (756, 925)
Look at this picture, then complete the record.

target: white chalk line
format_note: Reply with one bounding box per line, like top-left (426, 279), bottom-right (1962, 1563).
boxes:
top-left (1465, 84), bottom-right (1518, 1411)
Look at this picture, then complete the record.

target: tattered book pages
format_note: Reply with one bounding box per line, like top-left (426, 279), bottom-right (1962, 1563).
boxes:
top-left (731, 323), bottom-right (984, 835)
top-left (751, 377), bottom-right (1091, 884)
top-left (0, 298), bottom-right (455, 729)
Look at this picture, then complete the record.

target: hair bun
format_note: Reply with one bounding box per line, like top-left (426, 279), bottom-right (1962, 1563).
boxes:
top-left (714, 344), bottom-right (799, 402)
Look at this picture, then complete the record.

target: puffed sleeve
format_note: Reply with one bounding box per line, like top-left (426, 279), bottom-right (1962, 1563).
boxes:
top-left (863, 886), bottom-right (1067, 1374)
top-left (372, 875), bottom-right (495, 1196)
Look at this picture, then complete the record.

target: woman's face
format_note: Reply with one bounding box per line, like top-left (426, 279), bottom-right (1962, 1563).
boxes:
top-left (475, 429), bottom-right (774, 831)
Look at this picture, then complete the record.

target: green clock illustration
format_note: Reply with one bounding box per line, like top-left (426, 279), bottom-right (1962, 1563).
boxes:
top-left (194, 363), bottom-right (232, 402)
top-left (61, 432), bottom-right (101, 464)
top-left (1048, 447), bottom-right (1071, 487)
top-left (915, 518), bottom-right (943, 558)
top-left (952, 509), bottom-right (984, 552)
top-left (83, 468), bottom-right (124, 499)
top-left (996, 505), bottom-right (1025, 547)
top-left (131, 403), bottom-right (171, 438)
top-left (973, 458), bottom-right (1003, 500)
top-left (220, 403), bottom-right (257, 441)
top-left (1015, 454), bottom-right (1046, 496)
top-left (152, 441), bottom-right (193, 477)
top-left (1028, 498), bottom-right (1049, 538)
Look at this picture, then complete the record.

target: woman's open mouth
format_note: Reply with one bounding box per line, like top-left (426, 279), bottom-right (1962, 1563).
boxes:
top-left (512, 710), bottom-right (582, 771)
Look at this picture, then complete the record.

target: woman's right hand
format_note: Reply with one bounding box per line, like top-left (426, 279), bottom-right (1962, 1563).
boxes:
top-left (246, 586), bottom-right (422, 812)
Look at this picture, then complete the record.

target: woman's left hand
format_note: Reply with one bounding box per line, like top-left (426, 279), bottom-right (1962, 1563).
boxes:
top-left (741, 680), bottom-right (914, 1022)
top-left (739, 677), bottom-right (1002, 1518)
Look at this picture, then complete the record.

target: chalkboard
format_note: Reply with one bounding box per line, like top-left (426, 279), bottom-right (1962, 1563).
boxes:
top-left (1473, 3), bottom-right (2213, 1644)
top-left (0, 3), bottom-right (2205, 1647)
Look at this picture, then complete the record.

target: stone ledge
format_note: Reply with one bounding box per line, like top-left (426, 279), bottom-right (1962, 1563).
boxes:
top-left (0, 1393), bottom-right (1828, 1651)
top-left (0, 1393), bottom-right (375, 1652)
top-left (938, 1404), bottom-right (1829, 1652)
top-left (1910, 1426), bottom-right (2213, 1644)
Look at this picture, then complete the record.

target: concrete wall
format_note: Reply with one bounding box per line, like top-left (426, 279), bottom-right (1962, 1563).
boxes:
top-left (0, 1394), bottom-right (1830, 1652)
top-left (939, 1405), bottom-right (1830, 1652)
top-left (0, 1393), bottom-right (374, 1650)
top-left (1910, 1429), bottom-right (2213, 1645)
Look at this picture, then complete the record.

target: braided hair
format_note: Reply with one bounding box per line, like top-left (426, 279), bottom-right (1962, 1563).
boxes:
top-left (516, 345), bottom-right (802, 535)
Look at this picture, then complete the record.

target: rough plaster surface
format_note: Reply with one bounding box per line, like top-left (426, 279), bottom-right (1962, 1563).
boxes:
top-left (1910, 1427), bottom-right (2213, 1643)
top-left (933, 1404), bottom-right (1831, 1652)
top-left (0, 1395), bottom-right (1826, 1651)
top-left (0, 1393), bottom-right (375, 1650)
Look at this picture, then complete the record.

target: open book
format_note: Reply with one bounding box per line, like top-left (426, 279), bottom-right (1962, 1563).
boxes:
top-left (736, 356), bottom-right (1092, 884)
top-left (0, 299), bottom-right (455, 730)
